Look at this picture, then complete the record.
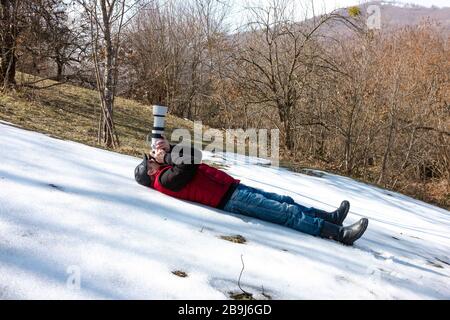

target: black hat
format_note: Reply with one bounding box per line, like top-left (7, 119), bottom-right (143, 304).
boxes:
top-left (134, 154), bottom-right (151, 187)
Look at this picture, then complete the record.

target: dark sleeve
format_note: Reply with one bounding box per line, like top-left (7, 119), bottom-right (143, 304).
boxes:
top-left (158, 144), bottom-right (202, 191)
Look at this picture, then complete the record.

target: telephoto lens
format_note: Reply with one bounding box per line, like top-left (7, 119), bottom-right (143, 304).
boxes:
top-left (149, 105), bottom-right (168, 149)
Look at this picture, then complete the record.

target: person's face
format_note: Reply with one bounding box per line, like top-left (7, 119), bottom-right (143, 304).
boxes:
top-left (147, 155), bottom-right (161, 176)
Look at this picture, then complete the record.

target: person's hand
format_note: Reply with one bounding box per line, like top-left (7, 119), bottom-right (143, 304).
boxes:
top-left (155, 136), bottom-right (170, 152)
top-left (151, 148), bottom-right (166, 164)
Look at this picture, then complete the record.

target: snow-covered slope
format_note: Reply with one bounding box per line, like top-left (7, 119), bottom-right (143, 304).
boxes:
top-left (0, 122), bottom-right (449, 299)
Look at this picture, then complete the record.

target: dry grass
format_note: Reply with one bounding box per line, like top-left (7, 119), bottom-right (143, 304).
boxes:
top-left (0, 73), bottom-right (199, 158)
top-left (219, 234), bottom-right (247, 244)
top-left (398, 179), bottom-right (450, 210)
top-left (172, 270), bottom-right (188, 278)
top-left (229, 292), bottom-right (254, 300)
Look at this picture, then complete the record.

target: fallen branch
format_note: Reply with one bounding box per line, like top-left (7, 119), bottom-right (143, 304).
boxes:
top-left (238, 254), bottom-right (251, 296)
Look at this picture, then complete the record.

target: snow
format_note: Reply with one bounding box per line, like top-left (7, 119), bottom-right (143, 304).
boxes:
top-left (0, 121), bottom-right (449, 300)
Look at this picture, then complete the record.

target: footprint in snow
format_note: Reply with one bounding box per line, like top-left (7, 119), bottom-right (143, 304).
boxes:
top-left (48, 183), bottom-right (64, 191)
top-left (435, 258), bottom-right (450, 267)
top-left (427, 260), bottom-right (444, 269)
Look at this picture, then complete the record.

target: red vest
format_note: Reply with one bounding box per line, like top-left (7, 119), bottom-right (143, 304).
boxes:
top-left (153, 163), bottom-right (240, 207)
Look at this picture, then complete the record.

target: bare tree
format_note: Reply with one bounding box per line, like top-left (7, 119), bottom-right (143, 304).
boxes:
top-left (230, 0), bottom-right (344, 151)
top-left (124, 0), bottom-right (230, 121)
top-left (0, 0), bottom-right (21, 88)
top-left (18, 0), bottom-right (88, 81)
top-left (79, 0), bottom-right (143, 148)
top-left (48, 4), bottom-right (88, 81)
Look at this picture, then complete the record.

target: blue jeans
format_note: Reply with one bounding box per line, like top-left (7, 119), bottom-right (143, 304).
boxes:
top-left (223, 184), bottom-right (326, 236)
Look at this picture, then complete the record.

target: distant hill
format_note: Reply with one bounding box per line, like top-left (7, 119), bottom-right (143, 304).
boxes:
top-left (301, 1), bottom-right (450, 40)
top-left (335, 1), bottom-right (450, 32)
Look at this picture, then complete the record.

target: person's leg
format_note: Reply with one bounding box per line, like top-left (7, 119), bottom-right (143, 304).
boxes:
top-left (289, 200), bottom-right (350, 226)
top-left (223, 184), bottom-right (369, 245)
top-left (239, 184), bottom-right (342, 221)
top-left (223, 184), bottom-right (324, 236)
top-left (238, 184), bottom-right (295, 204)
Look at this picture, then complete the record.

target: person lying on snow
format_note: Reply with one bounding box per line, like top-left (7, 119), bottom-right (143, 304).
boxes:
top-left (134, 138), bottom-right (369, 245)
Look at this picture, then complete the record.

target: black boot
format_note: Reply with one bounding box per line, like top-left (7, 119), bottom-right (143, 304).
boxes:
top-left (320, 218), bottom-right (369, 246)
top-left (328, 200), bottom-right (350, 226)
top-left (314, 201), bottom-right (350, 225)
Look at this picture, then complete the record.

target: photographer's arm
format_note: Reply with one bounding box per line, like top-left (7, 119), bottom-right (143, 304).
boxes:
top-left (158, 145), bottom-right (202, 192)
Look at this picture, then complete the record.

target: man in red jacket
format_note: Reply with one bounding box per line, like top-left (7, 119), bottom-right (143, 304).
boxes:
top-left (135, 138), bottom-right (369, 245)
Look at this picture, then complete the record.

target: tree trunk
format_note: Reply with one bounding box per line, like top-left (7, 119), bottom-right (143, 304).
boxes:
top-left (99, 0), bottom-right (118, 148)
top-left (102, 43), bottom-right (114, 147)
top-left (284, 120), bottom-right (294, 151)
top-left (0, 0), bottom-right (17, 87)
top-left (378, 112), bottom-right (395, 185)
top-left (279, 104), bottom-right (295, 151)
top-left (56, 59), bottom-right (64, 81)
